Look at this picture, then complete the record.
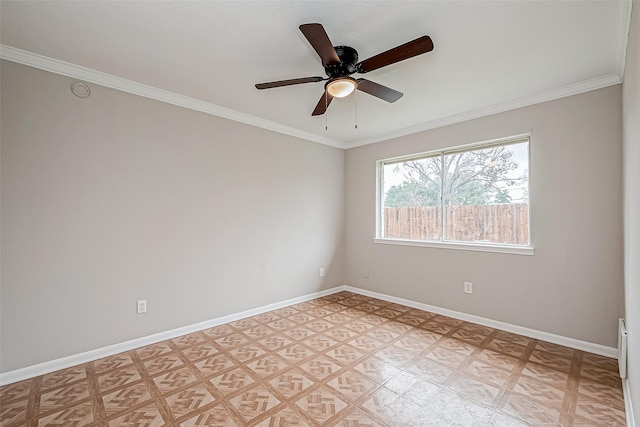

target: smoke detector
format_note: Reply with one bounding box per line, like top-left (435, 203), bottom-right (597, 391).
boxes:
top-left (71, 81), bottom-right (91, 98)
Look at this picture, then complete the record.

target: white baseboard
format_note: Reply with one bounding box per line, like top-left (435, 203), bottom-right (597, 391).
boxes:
top-left (1, 283), bottom-right (619, 386)
top-left (0, 285), bottom-right (346, 386)
top-left (624, 377), bottom-right (637, 427)
top-left (343, 286), bottom-right (618, 358)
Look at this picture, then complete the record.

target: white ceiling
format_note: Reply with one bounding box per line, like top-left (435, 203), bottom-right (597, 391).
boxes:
top-left (0, 1), bottom-right (632, 148)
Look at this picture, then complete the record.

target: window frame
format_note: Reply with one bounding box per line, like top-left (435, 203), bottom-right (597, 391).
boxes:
top-left (375, 134), bottom-right (533, 255)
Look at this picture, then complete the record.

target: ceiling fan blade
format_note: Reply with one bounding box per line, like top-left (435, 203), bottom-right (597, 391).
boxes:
top-left (299, 23), bottom-right (341, 65)
top-left (255, 76), bottom-right (324, 90)
top-left (357, 79), bottom-right (403, 103)
top-left (312, 91), bottom-right (334, 116)
top-left (357, 36), bottom-right (434, 74)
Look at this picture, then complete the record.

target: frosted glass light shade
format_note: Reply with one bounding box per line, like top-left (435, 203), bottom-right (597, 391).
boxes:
top-left (327, 78), bottom-right (356, 98)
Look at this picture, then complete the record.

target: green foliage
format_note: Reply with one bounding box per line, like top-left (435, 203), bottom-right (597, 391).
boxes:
top-left (385, 181), bottom-right (439, 207)
top-left (451, 180), bottom-right (495, 205)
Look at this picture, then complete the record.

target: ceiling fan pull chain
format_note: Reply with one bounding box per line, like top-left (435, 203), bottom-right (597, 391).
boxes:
top-left (325, 92), bottom-right (328, 130)
top-left (355, 89), bottom-right (358, 129)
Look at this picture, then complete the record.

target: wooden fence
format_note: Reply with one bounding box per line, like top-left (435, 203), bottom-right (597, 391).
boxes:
top-left (383, 203), bottom-right (529, 244)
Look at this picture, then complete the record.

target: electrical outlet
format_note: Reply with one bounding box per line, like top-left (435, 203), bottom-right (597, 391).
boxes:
top-left (464, 282), bottom-right (473, 294)
top-left (319, 268), bottom-right (325, 277)
top-left (137, 300), bottom-right (147, 314)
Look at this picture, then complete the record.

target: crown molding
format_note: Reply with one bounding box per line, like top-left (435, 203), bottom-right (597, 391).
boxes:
top-left (343, 73), bottom-right (622, 149)
top-left (0, 45), bottom-right (344, 149)
top-left (1, 45), bottom-right (625, 151)
top-left (614, 0), bottom-right (634, 79)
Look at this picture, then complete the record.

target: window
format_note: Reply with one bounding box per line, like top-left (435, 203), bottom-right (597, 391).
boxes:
top-left (377, 135), bottom-right (530, 253)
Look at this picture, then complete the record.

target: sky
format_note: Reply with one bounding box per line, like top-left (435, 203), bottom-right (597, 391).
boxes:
top-left (381, 140), bottom-right (529, 204)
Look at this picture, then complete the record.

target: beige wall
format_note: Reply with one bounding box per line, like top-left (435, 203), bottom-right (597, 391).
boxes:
top-left (623, 1), bottom-right (640, 423)
top-left (0, 55), bottom-right (628, 375)
top-left (345, 85), bottom-right (624, 348)
top-left (0, 61), bottom-right (345, 372)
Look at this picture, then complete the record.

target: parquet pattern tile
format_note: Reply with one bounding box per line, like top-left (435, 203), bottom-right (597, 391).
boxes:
top-left (0, 291), bottom-right (625, 426)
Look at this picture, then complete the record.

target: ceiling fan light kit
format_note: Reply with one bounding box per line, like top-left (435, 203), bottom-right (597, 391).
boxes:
top-left (326, 77), bottom-right (357, 98)
top-left (255, 23), bottom-right (434, 117)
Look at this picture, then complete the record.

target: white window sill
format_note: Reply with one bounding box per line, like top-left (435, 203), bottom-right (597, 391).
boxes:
top-left (373, 238), bottom-right (534, 256)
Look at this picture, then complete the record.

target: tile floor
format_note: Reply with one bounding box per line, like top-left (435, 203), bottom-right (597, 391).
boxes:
top-left (0, 291), bottom-right (626, 426)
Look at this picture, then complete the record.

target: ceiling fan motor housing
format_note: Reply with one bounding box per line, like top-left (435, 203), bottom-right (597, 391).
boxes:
top-left (324, 46), bottom-right (358, 77)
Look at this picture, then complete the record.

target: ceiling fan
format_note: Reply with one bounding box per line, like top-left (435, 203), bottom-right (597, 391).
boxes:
top-left (255, 23), bottom-right (434, 116)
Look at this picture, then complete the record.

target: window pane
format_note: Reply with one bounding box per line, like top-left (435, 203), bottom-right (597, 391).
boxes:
top-left (443, 142), bottom-right (529, 244)
top-left (382, 156), bottom-right (442, 240)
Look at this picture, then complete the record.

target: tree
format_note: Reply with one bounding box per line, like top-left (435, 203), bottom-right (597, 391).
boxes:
top-left (385, 181), bottom-right (439, 207)
top-left (384, 145), bottom-right (526, 207)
